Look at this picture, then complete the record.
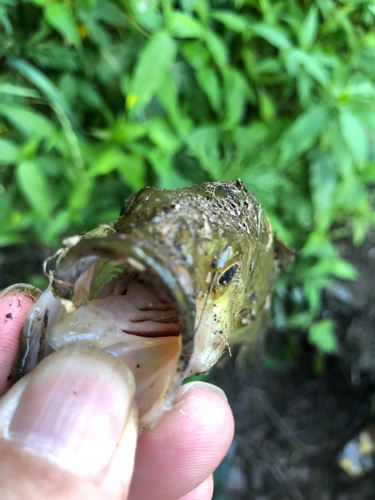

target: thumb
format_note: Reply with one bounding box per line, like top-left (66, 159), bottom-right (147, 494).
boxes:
top-left (0, 346), bottom-right (138, 500)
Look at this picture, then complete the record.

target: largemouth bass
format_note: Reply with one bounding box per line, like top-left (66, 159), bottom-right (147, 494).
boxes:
top-left (12, 180), bottom-right (280, 431)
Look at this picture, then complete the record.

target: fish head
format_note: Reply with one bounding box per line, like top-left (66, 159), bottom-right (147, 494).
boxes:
top-left (14, 181), bottom-right (276, 430)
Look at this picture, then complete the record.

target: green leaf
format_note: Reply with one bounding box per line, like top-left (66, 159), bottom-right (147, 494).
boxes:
top-left (304, 280), bottom-right (321, 315)
top-left (224, 69), bottom-right (247, 128)
top-left (312, 258), bottom-right (358, 280)
top-left (285, 49), bottom-right (328, 86)
top-left (127, 33), bottom-right (176, 108)
top-left (117, 153), bottom-right (146, 191)
top-left (327, 259), bottom-right (358, 280)
top-left (211, 11), bottom-right (249, 33)
top-left (0, 104), bottom-right (55, 138)
top-left (185, 126), bottom-right (222, 177)
top-left (196, 67), bottom-right (221, 111)
top-left (310, 154), bottom-right (337, 215)
top-left (299, 6), bottom-right (318, 50)
top-left (326, 118), bottom-right (352, 178)
top-left (251, 23), bottom-right (291, 49)
top-left (258, 90), bottom-right (275, 123)
top-left (0, 84), bottom-right (40, 98)
top-left (169, 12), bottom-right (203, 38)
top-left (148, 119), bottom-right (181, 154)
top-left (96, 0), bottom-right (128, 28)
top-left (308, 319), bottom-right (338, 354)
top-left (203, 30), bottom-right (228, 68)
top-left (339, 108), bottom-right (368, 168)
top-left (9, 59), bottom-right (78, 128)
top-left (88, 148), bottom-right (120, 178)
top-left (148, 150), bottom-right (190, 188)
top-left (16, 160), bottom-right (53, 217)
top-left (0, 138), bottom-right (20, 164)
top-left (44, 3), bottom-right (80, 47)
top-left (281, 105), bottom-right (329, 163)
top-left (158, 75), bottom-right (189, 133)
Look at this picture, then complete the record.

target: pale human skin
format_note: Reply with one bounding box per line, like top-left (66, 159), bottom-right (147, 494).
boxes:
top-left (0, 290), bottom-right (234, 500)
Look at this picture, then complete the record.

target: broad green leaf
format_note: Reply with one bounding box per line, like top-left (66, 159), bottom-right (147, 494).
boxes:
top-left (128, 33), bottom-right (176, 108)
top-left (296, 71), bottom-right (313, 107)
top-left (251, 23), bottom-right (291, 49)
top-left (16, 160), bottom-right (53, 217)
top-left (339, 108), bottom-right (368, 168)
top-left (325, 118), bottom-right (352, 178)
top-left (88, 148), bottom-right (145, 190)
top-left (148, 119), bottom-right (181, 154)
top-left (158, 76), bottom-right (189, 133)
top-left (169, 12), bottom-right (203, 38)
top-left (9, 59), bottom-right (78, 128)
top-left (304, 280), bottom-right (321, 315)
top-left (348, 80), bottom-right (375, 100)
top-left (302, 233), bottom-right (336, 258)
top-left (328, 259), bottom-right (358, 280)
top-left (88, 149), bottom-right (119, 177)
top-left (308, 319), bottom-right (337, 354)
top-left (298, 6), bottom-right (318, 50)
top-left (203, 30), bottom-right (228, 68)
top-left (28, 0), bottom-right (48, 5)
top-left (258, 90), bottom-right (275, 123)
top-left (0, 104), bottom-right (55, 138)
top-left (211, 11), bottom-right (249, 33)
top-left (285, 49), bottom-right (328, 86)
top-left (180, 40), bottom-right (210, 69)
top-left (281, 105), bottom-right (329, 163)
top-left (185, 126), bottom-right (222, 177)
top-left (0, 138), bottom-right (20, 164)
top-left (96, 0), bottom-right (128, 28)
top-left (148, 150), bottom-right (190, 188)
top-left (196, 67), bottom-right (221, 111)
top-left (224, 69), bottom-right (247, 128)
top-left (312, 258), bottom-right (358, 280)
top-left (0, 235), bottom-right (25, 247)
top-left (43, 210), bottom-right (71, 244)
top-left (44, 4), bottom-right (80, 47)
top-left (298, 52), bottom-right (328, 86)
top-left (309, 154), bottom-right (337, 215)
top-left (68, 174), bottom-right (92, 212)
top-left (117, 153), bottom-right (146, 191)
top-left (0, 84), bottom-right (40, 98)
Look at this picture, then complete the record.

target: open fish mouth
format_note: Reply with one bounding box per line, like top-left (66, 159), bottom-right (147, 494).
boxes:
top-left (14, 236), bottom-right (195, 432)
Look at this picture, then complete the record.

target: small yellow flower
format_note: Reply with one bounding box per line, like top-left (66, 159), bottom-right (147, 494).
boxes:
top-left (126, 93), bottom-right (138, 109)
top-left (10, 212), bottom-right (22, 224)
top-left (78, 23), bottom-right (89, 40)
top-left (0, 124), bottom-right (9, 136)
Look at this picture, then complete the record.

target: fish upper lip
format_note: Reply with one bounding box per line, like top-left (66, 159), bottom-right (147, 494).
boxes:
top-left (121, 330), bottom-right (180, 338)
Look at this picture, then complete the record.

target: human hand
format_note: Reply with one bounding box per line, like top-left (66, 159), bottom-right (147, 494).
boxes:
top-left (0, 288), bottom-right (234, 500)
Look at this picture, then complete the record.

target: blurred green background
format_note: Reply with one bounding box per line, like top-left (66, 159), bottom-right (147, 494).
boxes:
top-left (1, 0), bottom-right (375, 355)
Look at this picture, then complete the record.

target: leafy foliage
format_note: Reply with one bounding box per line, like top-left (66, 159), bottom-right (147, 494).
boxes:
top-left (2, 0), bottom-right (375, 352)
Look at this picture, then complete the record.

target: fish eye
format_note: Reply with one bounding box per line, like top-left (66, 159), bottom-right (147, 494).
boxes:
top-left (218, 264), bottom-right (239, 286)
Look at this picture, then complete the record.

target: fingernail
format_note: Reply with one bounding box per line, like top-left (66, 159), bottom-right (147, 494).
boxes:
top-left (175, 381), bottom-right (228, 403)
top-left (8, 346), bottom-right (136, 476)
top-left (0, 283), bottom-right (41, 301)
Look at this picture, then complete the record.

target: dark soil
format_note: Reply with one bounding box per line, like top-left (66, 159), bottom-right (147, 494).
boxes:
top-left (212, 236), bottom-right (375, 499)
